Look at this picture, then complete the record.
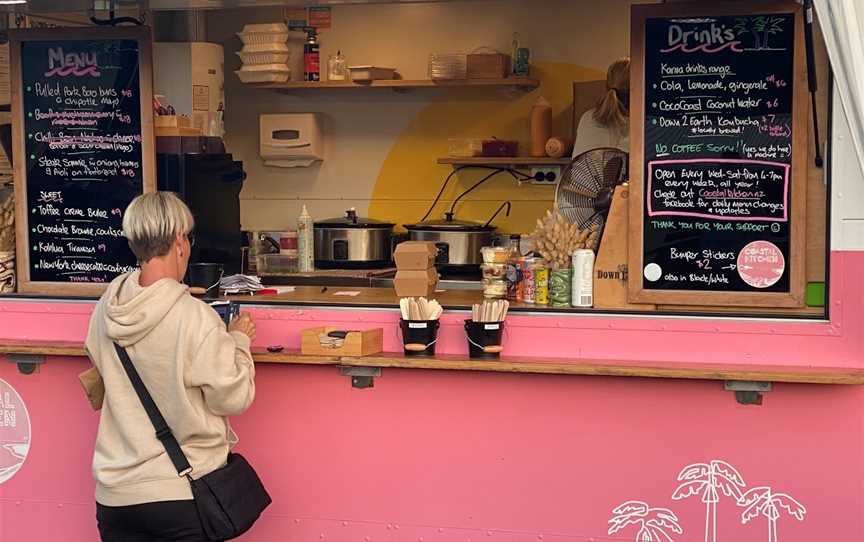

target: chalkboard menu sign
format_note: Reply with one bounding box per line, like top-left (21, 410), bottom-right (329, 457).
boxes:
top-left (628, 2), bottom-right (807, 307)
top-left (10, 27), bottom-right (155, 295)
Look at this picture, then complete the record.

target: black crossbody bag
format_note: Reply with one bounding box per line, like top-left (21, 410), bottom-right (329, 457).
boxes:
top-left (113, 343), bottom-right (271, 541)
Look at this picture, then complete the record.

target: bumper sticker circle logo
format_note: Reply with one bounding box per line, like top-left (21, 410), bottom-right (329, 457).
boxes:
top-left (0, 379), bottom-right (30, 485)
top-left (737, 241), bottom-right (785, 288)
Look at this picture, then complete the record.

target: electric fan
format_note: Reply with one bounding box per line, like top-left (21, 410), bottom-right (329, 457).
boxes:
top-left (554, 148), bottom-right (629, 234)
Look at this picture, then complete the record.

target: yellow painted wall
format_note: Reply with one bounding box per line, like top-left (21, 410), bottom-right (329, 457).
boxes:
top-left (368, 62), bottom-right (604, 233)
top-left (204, 0), bottom-right (634, 234)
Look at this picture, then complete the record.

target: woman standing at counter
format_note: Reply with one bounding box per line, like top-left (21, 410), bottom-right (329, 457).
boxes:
top-left (85, 193), bottom-right (258, 541)
top-left (572, 57), bottom-right (631, 158)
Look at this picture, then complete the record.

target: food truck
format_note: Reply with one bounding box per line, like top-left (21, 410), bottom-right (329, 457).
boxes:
top-left (1, 0), bottom-right (863, 540)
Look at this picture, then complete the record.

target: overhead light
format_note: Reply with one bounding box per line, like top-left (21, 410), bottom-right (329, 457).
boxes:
top-left (0, 0), bottom-right (27, 4)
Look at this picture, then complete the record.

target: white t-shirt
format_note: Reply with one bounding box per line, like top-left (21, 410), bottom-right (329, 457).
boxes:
top-left (571, 108), bottom-right (630, 159)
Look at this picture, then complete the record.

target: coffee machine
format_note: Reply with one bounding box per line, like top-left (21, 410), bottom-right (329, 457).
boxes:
top-left (156, 142), bottom-right (245, 275)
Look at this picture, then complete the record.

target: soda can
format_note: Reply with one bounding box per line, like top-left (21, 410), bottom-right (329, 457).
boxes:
top-left (571, 249), bottom-right (595, 307)
top-left (522, 257), bottom-right (536, 304)
top-left (534, 260), bottom-right (549, 305)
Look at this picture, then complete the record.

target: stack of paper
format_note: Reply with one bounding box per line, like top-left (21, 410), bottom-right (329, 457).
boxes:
top-left (220, 274), bottom-right (264, 294)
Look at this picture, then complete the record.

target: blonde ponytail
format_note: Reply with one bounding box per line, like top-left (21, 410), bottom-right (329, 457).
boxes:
top-left (593, 57), bottom-right (631, 135)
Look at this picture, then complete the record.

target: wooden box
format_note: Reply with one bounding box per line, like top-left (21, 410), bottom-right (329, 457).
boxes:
top-left (467, 53), bottom-right (511, 79)
top-left (301, 327), bottom-right (383, 357)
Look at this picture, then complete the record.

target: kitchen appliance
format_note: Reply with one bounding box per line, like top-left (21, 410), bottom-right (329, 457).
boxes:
top-left (157, 151), bottom-right (245, 274)
top-left (260, 113), bottom-right (323, 168)
top-left (404, 202), bottom-right (510, 269)
top-left (555, 148), bottom-right (628, 236)
top-left (314, 209), bottom-right (396, 269)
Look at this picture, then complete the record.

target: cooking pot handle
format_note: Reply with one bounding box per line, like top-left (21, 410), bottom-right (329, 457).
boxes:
top-left (483, 201), bottom-right (512, 228)
top-left (259, 234), bottom-right (281, 254)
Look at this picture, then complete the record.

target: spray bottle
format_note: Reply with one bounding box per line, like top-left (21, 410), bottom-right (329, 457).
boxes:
top-left (303, 27), bottom-right (320, 82)
top-left (298, 205), bottom-right (315, 272)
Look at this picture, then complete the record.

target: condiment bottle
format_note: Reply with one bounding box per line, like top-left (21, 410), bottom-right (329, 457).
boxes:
top-left (298, 205), bottom-right (315, 272)
top-left (530, 96), bottom-right (552, 157)
top-left (504, 234), bottom-right (522, 300)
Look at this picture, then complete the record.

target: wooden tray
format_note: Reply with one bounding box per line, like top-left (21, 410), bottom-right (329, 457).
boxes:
top-left (301, 327), bottom-right (383, 357)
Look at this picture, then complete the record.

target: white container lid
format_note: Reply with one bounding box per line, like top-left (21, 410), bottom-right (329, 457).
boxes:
top-left (239, 63), bottom-right (291, 72)
top-left (240, 42), bottom-right (290, 53)
top-left (241, 23), bottom-right (288, 33)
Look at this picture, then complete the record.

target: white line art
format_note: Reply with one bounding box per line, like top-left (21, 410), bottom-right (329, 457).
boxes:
top-left (738, 486), bottom-right (806, 542)
top-left (608, 500), bottom-right (684, 542)
top-left (672, 460), bottom-right (746, 542)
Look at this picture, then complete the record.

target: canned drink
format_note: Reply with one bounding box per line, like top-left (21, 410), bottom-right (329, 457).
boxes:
top-left (571, 249), bottom-right (595, 307)
top-left (522, 257), bottom-right (536, 304)
top-left (534, 261), bottom-right (549, 305)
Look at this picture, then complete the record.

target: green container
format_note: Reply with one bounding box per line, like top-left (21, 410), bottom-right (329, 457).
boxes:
top-left (550, 269), bottom-right (572, 307)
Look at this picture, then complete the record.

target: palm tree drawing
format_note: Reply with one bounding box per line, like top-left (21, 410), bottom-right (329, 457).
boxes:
top-left (754, 16), bottom-right (785, 50)
top-left (738, 486), bottom-right (806, 542)
top-left (608, 500), bottom-right (683, 542)
top-left (672, 460), bottom-right (746, 542)
top-left (734, 17), bottom-right (761, 50)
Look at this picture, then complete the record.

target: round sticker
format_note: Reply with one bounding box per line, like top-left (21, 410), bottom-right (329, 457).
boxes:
top-left (737, 241), bottom-right (785, 288)
top-left (0, 379), bottom-right (30, 485)
top-left (644, 263), bottom-right (662, 282)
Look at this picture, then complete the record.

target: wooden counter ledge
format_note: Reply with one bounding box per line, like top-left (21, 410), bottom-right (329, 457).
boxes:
top-left (0, 339), bottom-right (860, 385)
top-left (232, 286), bottom-right (825, 318)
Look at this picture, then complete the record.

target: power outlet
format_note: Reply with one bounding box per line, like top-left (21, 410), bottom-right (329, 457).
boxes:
top-left (529, 166), bottom-right (561, 185)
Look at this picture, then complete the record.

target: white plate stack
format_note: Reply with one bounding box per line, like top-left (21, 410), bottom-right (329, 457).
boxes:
top-left (235, 23), bottom-right (291, 83)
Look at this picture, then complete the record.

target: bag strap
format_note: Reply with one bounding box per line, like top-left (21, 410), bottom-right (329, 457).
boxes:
top-left (113, 343), bottom-right (193, 478)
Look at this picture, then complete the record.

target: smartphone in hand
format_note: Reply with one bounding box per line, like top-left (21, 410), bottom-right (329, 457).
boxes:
top-left (209, 301), bottom-right (240, 327)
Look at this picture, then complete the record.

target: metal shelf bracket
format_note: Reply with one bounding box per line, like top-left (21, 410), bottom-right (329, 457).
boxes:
top-left (339, 366), bottom-right (381, 389)
top-left (724, 380), bottom-right (772, 405)
top-left (5, 353), bottom-right (46, 375)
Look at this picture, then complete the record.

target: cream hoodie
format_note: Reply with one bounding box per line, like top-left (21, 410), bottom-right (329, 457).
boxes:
top-left (85, 271), bottom-right (255, 506)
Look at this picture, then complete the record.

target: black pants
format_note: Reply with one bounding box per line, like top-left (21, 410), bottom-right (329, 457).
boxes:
top-left (97, 500), bottom-right (208, 542)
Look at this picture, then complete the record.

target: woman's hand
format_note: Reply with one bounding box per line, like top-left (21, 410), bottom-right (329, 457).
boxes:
top-left (228, 313), bottom-right (256, 341)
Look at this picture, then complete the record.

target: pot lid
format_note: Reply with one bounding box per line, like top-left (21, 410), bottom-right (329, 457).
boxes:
top-left (404, 217), bottom-right (496, 232)
top-left (315, 208), bottom-right (395, 229)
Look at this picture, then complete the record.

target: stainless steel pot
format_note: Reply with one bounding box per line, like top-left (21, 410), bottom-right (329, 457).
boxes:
top-left (314, 209), bottom-right (396, 268)
top-left (404, 203), bottom-right (511, 267)
top-left (403, 219), bottom-right (495, 267)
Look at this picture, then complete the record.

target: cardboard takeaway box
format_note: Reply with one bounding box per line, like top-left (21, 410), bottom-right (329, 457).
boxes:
top-left (394, 268), bottom-right (439, 298)
top-left (394, 241), bottom-right (438, 270)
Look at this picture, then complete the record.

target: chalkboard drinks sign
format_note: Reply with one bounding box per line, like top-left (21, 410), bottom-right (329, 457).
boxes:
top-left (11, 27), bottom-right (155, 295)
top-left (629, 2), bottom-right (807, 307)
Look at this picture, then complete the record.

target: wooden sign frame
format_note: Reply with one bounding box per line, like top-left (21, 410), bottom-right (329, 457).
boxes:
top-left (10, 26), bottom-right (155, 296)
top-left (627, 1), bottom-right (807, 308)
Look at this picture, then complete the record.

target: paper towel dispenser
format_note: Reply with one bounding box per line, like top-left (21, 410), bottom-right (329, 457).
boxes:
top-left (260, 113), bottom-right (323, 167)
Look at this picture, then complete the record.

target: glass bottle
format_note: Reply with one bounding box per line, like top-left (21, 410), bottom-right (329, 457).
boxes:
top-left (328, 50), bottom-right (347, 81)
top-left (504, 234), bottom-right (522, 300)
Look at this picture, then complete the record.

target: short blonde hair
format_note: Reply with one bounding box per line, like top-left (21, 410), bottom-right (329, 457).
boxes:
top-left (593, 57), bottom-right (631, 135)
top-left (123, 192), bottom-right (194, 262)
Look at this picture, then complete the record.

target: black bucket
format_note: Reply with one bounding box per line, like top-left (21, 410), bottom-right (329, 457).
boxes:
top-left (188, 263), bottom-right (223, 299)
top-left (464, 319), bottom-right (504, 359)
top-left (399, 319), bottom-right (440, 357)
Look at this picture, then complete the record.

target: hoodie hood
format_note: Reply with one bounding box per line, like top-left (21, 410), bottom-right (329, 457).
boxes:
top-left (104, 271), bottom-right (190, 347)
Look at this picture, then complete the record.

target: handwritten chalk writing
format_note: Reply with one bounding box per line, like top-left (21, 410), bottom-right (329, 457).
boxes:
top-left (642, 12), bottom-right (794, 293)
top-left (23, 38), bottom-right (146, 284)
top-left (666, 23), bottom-right (737, 50)
top-left (37, 191), bottom-right (63, 203)
top-left (45, 47), bottom-right (100, 77)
